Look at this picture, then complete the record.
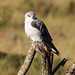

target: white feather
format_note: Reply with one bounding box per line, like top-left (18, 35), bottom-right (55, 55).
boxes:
top-left (25, 18), bottom-right (42, 42)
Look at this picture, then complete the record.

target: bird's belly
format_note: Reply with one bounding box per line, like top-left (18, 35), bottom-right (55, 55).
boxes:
top-left (25, 24), bottom-right (42, 42)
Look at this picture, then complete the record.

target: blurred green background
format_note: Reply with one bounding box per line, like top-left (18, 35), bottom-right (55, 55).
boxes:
top-left (0, 0), bottom-right (75, 75)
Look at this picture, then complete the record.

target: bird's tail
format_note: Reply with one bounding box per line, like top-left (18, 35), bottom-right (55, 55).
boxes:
top-left (51, 48), bottom-right (60, 56)
top-left (49, 41), bottom-right (60, 56)
top-left (45, 42), bottom-right (60, 56)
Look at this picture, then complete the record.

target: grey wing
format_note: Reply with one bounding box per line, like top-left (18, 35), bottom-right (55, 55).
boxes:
top-left (31, 20), bottom-right (53, 42)
top-left (31, 19), bottom-right (60, 55)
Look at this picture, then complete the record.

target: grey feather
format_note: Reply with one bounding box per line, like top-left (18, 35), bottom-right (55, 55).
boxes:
top-left (31, 19), bottom-right (60, 55)
top-left (31, 19), bottom-right (53, 41)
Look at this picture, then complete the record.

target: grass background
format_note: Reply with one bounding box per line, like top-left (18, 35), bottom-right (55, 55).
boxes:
top-left (0, 0), bottom-right (75, 75)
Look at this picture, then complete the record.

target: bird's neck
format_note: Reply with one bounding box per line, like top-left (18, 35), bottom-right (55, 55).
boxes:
top-left (25, 18), bottom-right (34, 23)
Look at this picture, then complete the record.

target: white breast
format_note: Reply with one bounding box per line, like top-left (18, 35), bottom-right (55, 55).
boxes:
top-left (25, 21), bottom-right (42, 42)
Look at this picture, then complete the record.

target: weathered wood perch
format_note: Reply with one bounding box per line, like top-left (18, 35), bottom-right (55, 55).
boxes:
top-left (17, 45), bottom-right (36, 75)
top-left (17, 42), bottom-right (67, 75)
top-left (65, 63), bottom-right (75, 75)
top-left (53, 58), bottom-right (67, 75)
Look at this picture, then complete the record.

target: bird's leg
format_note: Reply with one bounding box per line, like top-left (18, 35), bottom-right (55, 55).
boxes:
top-left (44, 46), bottom-right (49, 54)
top-left (32, 41), bottom-right (50, 55)
top-left (35, 42), bottom-right (50, 54)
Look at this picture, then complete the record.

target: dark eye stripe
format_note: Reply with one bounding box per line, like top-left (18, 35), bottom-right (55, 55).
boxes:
top-left (28, 15), bottom-right (31, 17)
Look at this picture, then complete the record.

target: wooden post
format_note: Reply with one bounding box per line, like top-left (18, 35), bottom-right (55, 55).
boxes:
top-left (17, 45), bottom-right (36, 75)
top-left (32, 42), bottom-right (54, 75)
top-left (41, 53), bottom-right (46, 75)
top-left (65, 63), bottom-right (75, 75)
top-left (53, 58), bottom-right (67, 75)
top-left (17, 42), bottom-right (67, 75)
top-left (41, 53), bottom-right (54, 75)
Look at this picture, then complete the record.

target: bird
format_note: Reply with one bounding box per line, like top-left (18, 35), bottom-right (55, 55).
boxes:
top-left (25, 11), bottom-right (60, 55)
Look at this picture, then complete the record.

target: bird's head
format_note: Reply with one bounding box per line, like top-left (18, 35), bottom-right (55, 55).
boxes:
top-left (25, 11), bottom-right (36, 20)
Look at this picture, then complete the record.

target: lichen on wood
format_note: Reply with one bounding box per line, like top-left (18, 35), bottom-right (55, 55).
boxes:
top-left (65, 63), bottom-right (75, 75)
top-left (17, 42), bottom-right (67, 75)
top-left (17, 45), bottom-right (36, 75)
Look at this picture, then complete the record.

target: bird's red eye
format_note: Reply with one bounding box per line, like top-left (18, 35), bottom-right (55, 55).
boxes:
top-left (28, 15), bottom-right (31, 17)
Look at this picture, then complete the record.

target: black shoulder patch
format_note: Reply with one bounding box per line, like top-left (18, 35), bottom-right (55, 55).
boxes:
top-left (31, 21), bottom-right (39, 29)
